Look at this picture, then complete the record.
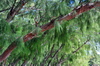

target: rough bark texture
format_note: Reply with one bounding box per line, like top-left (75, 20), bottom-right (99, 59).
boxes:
top-left (0, 0), bottom-right (27, 63)
top-left (23, 2), bottom-right (100, 42)
top-left (0, 1), bottom-right (100, 63)
top-left (0, 42), bottom-right (17, 62)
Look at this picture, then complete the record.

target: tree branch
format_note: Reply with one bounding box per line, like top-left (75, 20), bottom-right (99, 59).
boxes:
top-left (57, 39), bottom-right (90, 65)
top-left (40, 44), bottom-right (55, 66)
top-left (23, 2), bottom-right (100, 42)
top-left (6, 0), bottom-right (28, 22)
top-left (0, 0), bottom-right (28, 62)
top-left (47, 44), bottom-right (64, 66)
top-left (72, 39), bottom-right (90, 54)
top-left (0, 8), bottom-right (11, 12)
top-left (0, 41), bottom-right (17, 62)
top-left (0, 1), bottom-right (100, 63)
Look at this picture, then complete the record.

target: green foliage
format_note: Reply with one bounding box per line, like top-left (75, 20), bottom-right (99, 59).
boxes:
top-left (0, 0), bottom-right (100, 66)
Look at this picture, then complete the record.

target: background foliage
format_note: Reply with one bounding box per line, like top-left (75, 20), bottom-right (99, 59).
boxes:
top-left (0, 0), bottom-right (100, 66)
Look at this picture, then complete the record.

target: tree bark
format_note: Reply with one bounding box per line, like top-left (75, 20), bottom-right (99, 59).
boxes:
top-left (6, 0), bottom-right (27, 22)
top-left (0, 41), bottom-right (17, 62)
top-left (0, 0), bottom-right (28, 63)
top-left (23, 2), bottom-right (100, 42)
top-left (0, 1), bottom-right (100, 63)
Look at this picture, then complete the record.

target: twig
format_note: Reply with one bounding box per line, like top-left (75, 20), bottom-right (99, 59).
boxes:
top-left (48, 44), bottom-right (64, 66)
top-left (57, 39), bottom-right (90, 65)
top-left (0, 8), bottom-right (11, 12)
top-left (72, 39), bottom-right (90, 54)
top-left (40, 44), bottom-right (55, 66)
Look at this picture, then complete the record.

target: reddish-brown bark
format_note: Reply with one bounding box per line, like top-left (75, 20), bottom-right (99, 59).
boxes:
top-left (23, 33), bottom-right (37, 42)
top-left (0, 1), bottom-right (100, 63)
top-left (0, 42), bottom-right (17, 62)
top-left (0, 0), bottom-right (27, 63)
top-left (23, 2), bottom-right (100, 42)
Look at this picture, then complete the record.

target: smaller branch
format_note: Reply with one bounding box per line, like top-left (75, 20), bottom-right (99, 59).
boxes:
top-left (72, 39), bottom-right (90, 54)
top-left (0, 8), bottom-right (11, 12)
top-left (6, 0), bottom-right (28, 22)
top-left (57, 39), bottom-right (90, 65)
top-left (40, 44), bottom-right (55, 66)
top-left (48, 44), bottom-right (64, 66)
top-left (52, 44), bottom-right (64, 58)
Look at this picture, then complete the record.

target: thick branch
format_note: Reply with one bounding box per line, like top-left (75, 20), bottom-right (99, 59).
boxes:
top-left (0, 41), bottom-right (17, 62)
top-left (0, 0), bottom-right (28, 63)
top-left (0, 1), bottom-right (100, 63)
top-left (23, 2), bottom-right (100, 42)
